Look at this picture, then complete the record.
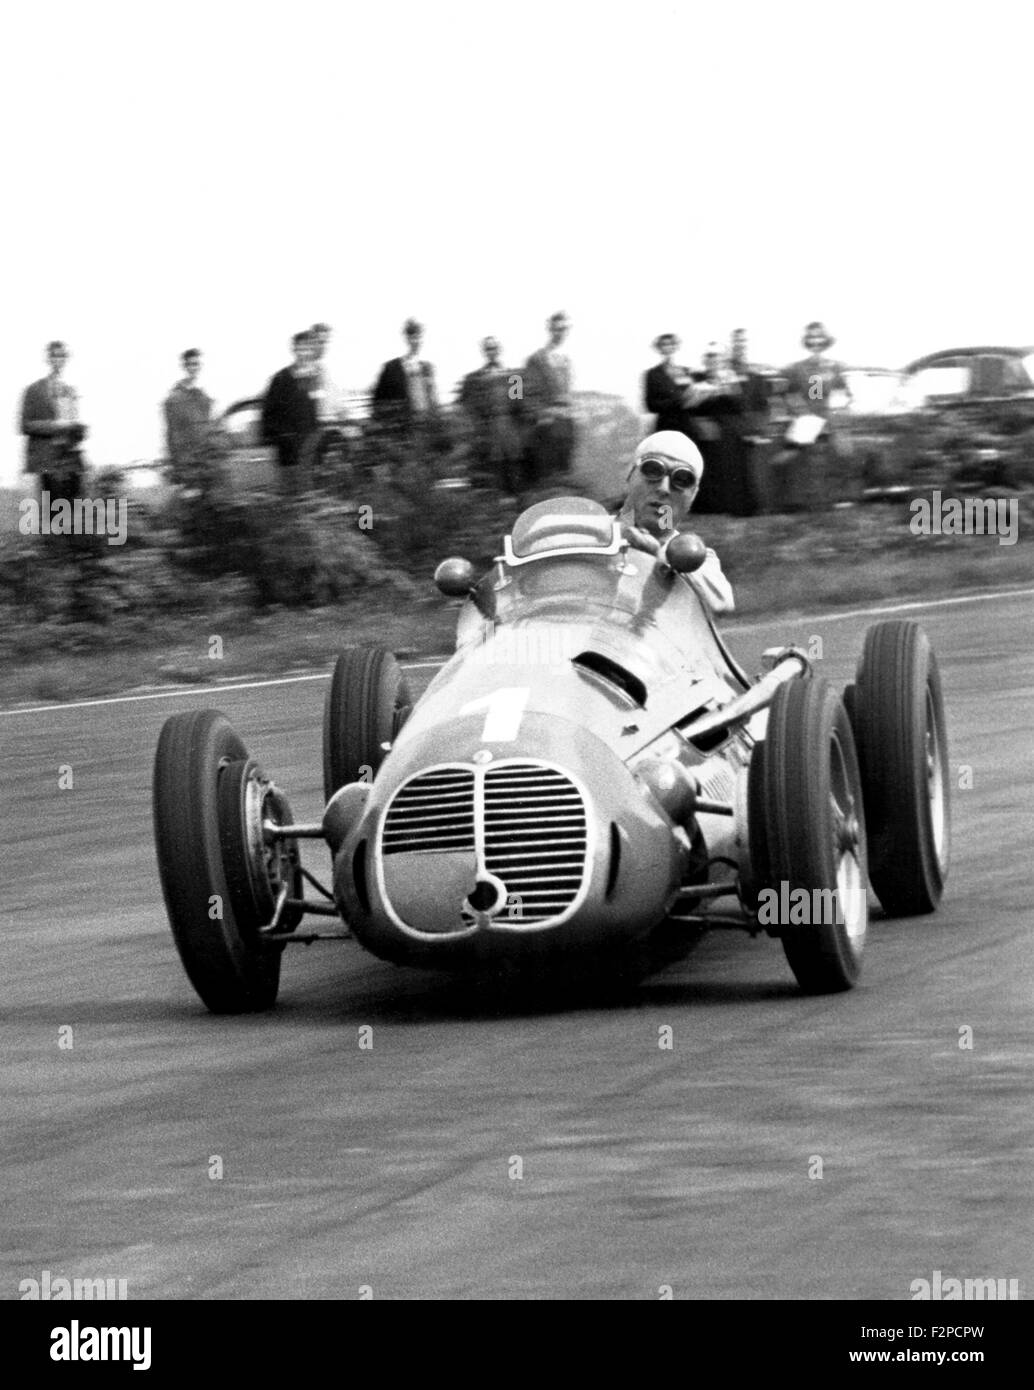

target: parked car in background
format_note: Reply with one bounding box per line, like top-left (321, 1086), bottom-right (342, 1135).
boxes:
top-left (219, 393), bottom-right (369, 490)
top-left (893, 345), bottom-right (1034, 492)
top-left (903, 345), bottom-right (1034, 408)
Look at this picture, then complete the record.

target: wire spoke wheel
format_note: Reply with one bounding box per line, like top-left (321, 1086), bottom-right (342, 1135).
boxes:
top-left (153, 710), bottom-right (294, 1013)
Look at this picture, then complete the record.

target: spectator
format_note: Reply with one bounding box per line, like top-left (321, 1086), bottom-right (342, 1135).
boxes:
top-left (783, 321), bottom-right (851, 421)
top-left (459, 336), bottom-right (522, 495)
top-left (520, 311), bottom-right (576, 483)
top-left (19, 341), bottom-right (87, 503)
top-left (682, 342), bottom-right (742, 513)
top-left (780, 322), bottom-right (853, 509)
top-left (261, 330), bottom-right (320, 492)
top-left (644, 333), bottom-right (697, 434)
top-left (371, 318), bottom-right (441, 445)
top-left (719, 328), bottom-right (772, 515)
top-left (163, 348), bottom-right (215, 484)
top-left (310, 321), bottom-right (340, 423)
top-left (729, 329), bottom-right (770, 437)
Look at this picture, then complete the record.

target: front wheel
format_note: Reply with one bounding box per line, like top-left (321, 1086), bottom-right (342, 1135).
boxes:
top-left (153, 710), bottom-right (299, 1013)
top-left (323, 647), bottom-right (411, 801)
top-left (852, 620), bottom-right (950, 916)
top-left (755, 677), bottom-right (869, 993)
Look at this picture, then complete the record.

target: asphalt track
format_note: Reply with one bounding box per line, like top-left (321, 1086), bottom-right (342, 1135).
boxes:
top-left (3, 592), bottom-right (1032, 1301)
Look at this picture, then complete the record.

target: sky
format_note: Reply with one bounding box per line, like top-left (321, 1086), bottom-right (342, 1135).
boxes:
top-left (2, 0), bottom-right (1032, 482)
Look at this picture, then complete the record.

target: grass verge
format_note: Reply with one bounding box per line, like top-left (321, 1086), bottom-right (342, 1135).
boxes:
top-left (1, 500), bottom-right (1031, 708)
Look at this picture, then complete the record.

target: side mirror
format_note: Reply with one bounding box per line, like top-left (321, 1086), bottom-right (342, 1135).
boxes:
top-left (434, 557), bottom-right (476, 597)
top-left (662, 532), bottom-right (708, 574)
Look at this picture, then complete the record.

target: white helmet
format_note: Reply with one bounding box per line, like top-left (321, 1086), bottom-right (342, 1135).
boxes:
top-left (632, 430), bottom-right (704, 479)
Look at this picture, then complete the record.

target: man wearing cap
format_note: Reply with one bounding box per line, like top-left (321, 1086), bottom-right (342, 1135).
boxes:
top-left (372, 318), bottom-right (440, 442)
top-left (617, 430), bottom-right (734, 614)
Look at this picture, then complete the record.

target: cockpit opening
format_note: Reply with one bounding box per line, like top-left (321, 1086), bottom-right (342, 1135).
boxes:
top-left (572, 652), bottom-right (647, 707)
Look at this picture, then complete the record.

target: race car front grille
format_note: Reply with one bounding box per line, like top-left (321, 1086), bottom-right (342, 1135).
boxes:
top-left (482, 763), bottom-right (588, 924)
top-left (382, 768), bottom-right (476, 854)
top-left (381, 761), bottom-right (590, 928)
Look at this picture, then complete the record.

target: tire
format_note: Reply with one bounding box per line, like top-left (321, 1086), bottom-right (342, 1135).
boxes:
top-left (153, 710), bottom-right (287, 1013)
top-left (743, 736), bottom-right (772, 915)
top-left (757, 677), bottom-right (869, 993)
top-left (323, 647), bottom-right (411, 801)
top-left (852, 620), bottom-right (950, 916)
top-left (842, 680), bottom-right (856, 730)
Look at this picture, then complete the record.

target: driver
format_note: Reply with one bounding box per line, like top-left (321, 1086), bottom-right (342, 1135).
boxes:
top-left (617, 430), bottom-right (734, 614)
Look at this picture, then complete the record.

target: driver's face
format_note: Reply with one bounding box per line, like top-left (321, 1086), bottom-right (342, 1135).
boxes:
top-left (626, 462), bottom-right (698, 538)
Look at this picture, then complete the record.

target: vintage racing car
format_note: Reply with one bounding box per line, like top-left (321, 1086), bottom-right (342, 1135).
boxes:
top-left (152, 497), bottom-right (951, 1012)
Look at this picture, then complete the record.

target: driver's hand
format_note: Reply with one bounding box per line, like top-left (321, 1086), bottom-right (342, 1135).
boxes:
top-left (621, 524), bottom-right (662, 556)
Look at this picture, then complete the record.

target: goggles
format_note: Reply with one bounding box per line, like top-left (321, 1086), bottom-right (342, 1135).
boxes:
top-left (637, 456), bottom-right (699, 491)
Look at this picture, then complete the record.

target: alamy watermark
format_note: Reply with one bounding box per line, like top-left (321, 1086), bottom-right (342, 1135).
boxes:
top-left (20, 1269), bottom-right (128, 1300)
top-left (756, 882), bottom-right (848, 928)
top-left (909, 490), bottom-right (1018, 546)
top-left (50, 1321), bottom-right (150, 1371)
top-left (466, 618), bottom-right (576, 672)
top-left (910, 1269), bottom-right (1019, 1300)
top-left (19, 490), bottom-right (128, 546)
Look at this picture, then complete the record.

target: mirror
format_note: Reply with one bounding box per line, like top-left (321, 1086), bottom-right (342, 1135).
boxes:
top-left (434, 557), bottom-right (476, 597)
top-left (662, 533), bottom-right (707, 574)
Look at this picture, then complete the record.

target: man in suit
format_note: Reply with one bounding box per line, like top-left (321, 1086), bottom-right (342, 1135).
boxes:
top-left (371, 319), bottom-right (441, 447)
top-left (164, 348), bottom-right (216, 484)
top-left (20, 341), bottom-right (87, 502)
top-left (720, 327), bottom-right (773, 516)
top-left (261, 330), bottom-right (320, 491)
top-left (459, 336), bottom-right (522, 494)
top-left (520, 311), bottom-right (576, 483)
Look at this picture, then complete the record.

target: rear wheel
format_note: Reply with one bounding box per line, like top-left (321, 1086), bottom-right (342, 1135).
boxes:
top-left (756, 678), bottom-right (868, 993)
top-left (323, 647), bottom-right (411, 801)
top-left (153, 710), bottom-right (299, 1013)
top-left (852, 620), bottom-right (950, 915)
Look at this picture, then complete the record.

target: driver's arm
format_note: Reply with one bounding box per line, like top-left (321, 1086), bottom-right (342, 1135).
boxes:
top-left (688, 550), bottom-right (735, 615)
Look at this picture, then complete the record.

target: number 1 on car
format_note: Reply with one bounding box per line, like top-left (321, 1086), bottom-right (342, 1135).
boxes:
top-left (460, 687), bottom-right (530, 742)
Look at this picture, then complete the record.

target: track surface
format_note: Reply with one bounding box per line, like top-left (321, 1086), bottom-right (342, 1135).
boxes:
top-left (3, 595), bottom-right (1032, 1300)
